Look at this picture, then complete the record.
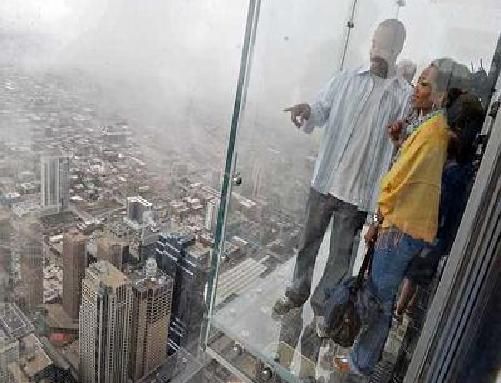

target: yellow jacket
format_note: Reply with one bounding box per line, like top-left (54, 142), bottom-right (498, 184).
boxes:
top-left (379, 112), bottom-right (449, 243)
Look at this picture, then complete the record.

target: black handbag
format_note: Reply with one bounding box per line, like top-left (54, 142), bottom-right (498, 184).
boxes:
top-left (324, 242), bottom-right (374, 347)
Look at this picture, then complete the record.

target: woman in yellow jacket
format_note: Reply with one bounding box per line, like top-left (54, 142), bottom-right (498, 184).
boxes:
top-left (335, 59), bottom-right (463, 376)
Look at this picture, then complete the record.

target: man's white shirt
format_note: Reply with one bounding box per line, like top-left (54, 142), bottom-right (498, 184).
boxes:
top-left (303, 67), bottom-right (412, 212)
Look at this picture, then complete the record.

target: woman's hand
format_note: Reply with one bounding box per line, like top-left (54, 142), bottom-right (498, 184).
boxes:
top-left (387, 120), bottom-right (405, 146)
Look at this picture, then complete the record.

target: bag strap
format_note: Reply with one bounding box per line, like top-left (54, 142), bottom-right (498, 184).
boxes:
top-left (353, 241), bottom-right (375, 291)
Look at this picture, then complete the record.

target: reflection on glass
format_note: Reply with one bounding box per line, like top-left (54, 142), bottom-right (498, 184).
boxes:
top-left (0, 1), bottom-right (248, 383)
top-left (207, 1), bottom-right (501, 383)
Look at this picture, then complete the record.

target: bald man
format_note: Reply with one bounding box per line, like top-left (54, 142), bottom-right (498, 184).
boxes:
top-left (275, 19), bottom-right (413, 320)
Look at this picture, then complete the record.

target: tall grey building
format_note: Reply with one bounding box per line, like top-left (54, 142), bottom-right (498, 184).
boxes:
top-left (0, 208), bottom-right (12, 302)
top-left (40, 155), bottom-right (70, 212)
top-left (11, 216), bottom-right (43, 311)
top-left (62, 229), bottom-right (87, 320)
top-left (79, 261), bottom-right (132, 383)
top-left (204, 199), bottom-right (218, 233)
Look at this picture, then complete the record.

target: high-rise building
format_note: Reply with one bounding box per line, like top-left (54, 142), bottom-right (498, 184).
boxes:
top-left (129, 228), bottom-right (160, 265)
top-left (11, 216), bottom-right (43, 311)
top-left (40, 155), bottom-right (70, 213)
top-left (128, 258), bottom-right (173, 382)
top-left (155, 234), bottom-right (210, 353)
top-left (126, 196), bottom-right (153, 226)
top-left (62, 229), bottom-right (87, 320)
top-left (204, 199), bottom-right (218, 233)
top-left (79, 261), bottom-right (132, 383)
top-left (0, 208), bottom-right (12, 302)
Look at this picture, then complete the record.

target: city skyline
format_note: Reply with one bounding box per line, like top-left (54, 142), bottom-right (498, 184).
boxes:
top-left (0, 1), bottom-right (499, 382)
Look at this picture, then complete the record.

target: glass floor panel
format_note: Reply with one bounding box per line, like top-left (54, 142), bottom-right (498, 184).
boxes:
top-left (209, 229), bottom-right (357, 382)
top-left (208, 225), bottom-right (418, 382)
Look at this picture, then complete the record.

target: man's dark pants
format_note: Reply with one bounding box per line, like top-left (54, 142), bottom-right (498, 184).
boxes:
top-left (278, 187), bottom-right (367, 377)
top-left (285, 187), bottom-right (367, 316)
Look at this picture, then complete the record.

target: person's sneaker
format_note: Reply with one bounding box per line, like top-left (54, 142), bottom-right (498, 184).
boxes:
top-left (333, 356), bottom-right (367, 379)
top-left (272, 296), bottom-right (302, 316)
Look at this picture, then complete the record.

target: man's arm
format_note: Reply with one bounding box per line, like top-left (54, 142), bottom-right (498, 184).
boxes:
top-left (285, 72), bottom-right (342, 133)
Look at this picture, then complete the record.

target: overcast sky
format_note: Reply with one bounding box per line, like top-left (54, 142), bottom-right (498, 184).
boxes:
top-left (0, 0), bottom-right (499, 214)
top-left (0, 0), bottom-right (500, 136)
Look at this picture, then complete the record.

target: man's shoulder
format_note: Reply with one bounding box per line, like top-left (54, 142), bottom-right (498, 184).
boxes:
top-left (335, 67), bottom-right (365, 80)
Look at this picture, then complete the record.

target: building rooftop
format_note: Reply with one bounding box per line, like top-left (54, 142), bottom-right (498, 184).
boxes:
top-left (8, 334), bottom-right (52, 383)
top-left (19, 334), bottom-right (52, 377)
top-left (64, 228), bottom-right (87, 243)
top-left (0, 303), bottom-right (35, 339)
top-left (127, 195), bottom-right (152, 207)
top-left (187, 241), bottom-right (211, 260)
top-left (87, 260), bottom-right (128, 288)
top-left (42, 304), bottom-right (79, 332)
top-left (0, 327), bottom-right (17, 351)
top-left (129, 258), bottom-right (173, 292)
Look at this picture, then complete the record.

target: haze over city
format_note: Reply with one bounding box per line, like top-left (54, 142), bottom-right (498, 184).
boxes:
top-left (0, 1), bottom-right (500, 382)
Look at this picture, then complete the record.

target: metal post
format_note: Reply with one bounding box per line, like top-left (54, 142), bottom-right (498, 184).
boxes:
top-left (201, 0), bottom-right (262, 351)
top-left (340, 0), bottom-right (359, 70)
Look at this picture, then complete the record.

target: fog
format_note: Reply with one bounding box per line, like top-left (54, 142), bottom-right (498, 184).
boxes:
top-left (1, 0), bottom-right (500, 214)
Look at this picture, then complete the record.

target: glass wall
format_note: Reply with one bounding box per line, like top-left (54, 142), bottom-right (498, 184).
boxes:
top-left (0, 1), bottom-right (249, 382)
top-left (206, 1), bottom-right (501, 383)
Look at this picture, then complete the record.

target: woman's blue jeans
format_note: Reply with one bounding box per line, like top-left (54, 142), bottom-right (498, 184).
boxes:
top-left (349, 228), bottom-right (426, 376)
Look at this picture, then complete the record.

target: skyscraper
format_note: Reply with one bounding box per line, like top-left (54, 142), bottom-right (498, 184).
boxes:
top-left (155, 234), bottom-right (210, 353)
top-left (40, 155), bottom-right (70, 213)
top-left (128, 258), bottom-right (173, 382)
top-left (0, 208), bottom-right (12, 302)
top-left (204, 199), bottom-right (218, 233)
top-left (62, 229), bottom-right (87, 320)
top-left (79, 261), bottom-right (132, 383)
top-left (11, 216), bottom-right (43, 311)
top-left (126, 196), bottom-right (153, 227)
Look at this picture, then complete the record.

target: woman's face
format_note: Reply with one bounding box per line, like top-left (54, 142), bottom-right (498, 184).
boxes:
top-left (412, 65), bottom-right (439, 111)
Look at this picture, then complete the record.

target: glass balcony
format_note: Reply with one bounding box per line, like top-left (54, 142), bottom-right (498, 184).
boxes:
top-left (204, 1), bottom-right (501, 382)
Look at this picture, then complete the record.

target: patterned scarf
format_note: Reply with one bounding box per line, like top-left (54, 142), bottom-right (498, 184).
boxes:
top-left (392, 108), bottom-right (446, 163)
